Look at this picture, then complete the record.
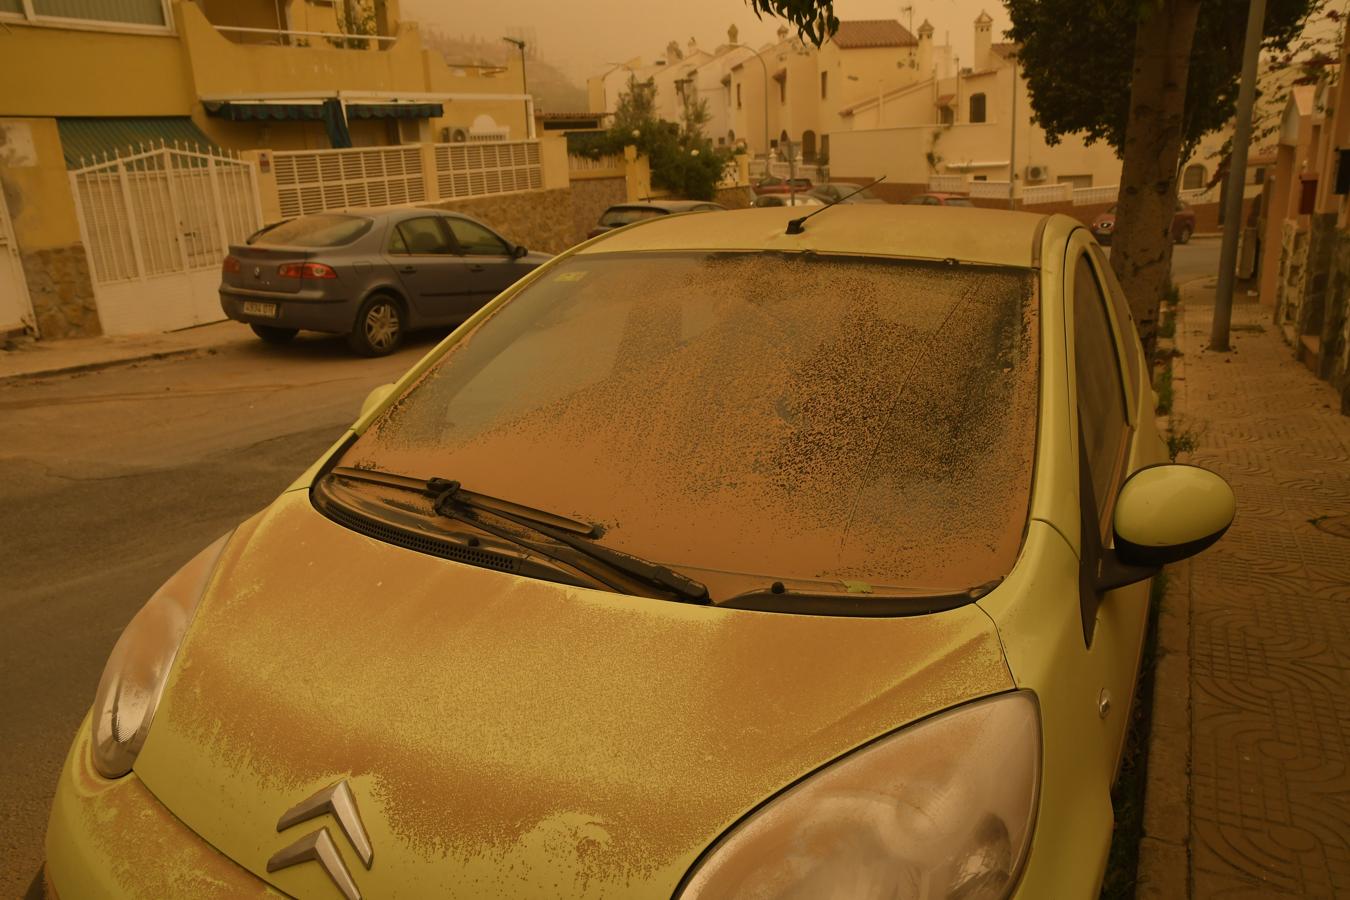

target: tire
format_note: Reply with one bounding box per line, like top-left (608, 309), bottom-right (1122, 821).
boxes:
top-left (250, 324), bottom-right (298, 344)
top-left (347, 293), bottom-right (404, 357)
top-left (1175, 225), bottom-right (1193, 245)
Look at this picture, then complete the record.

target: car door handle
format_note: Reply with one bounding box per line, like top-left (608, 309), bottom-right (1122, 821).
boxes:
top-left (398, 265), bottom-right (417, 274)
top-left (467, 264), bottom-right (486, 273)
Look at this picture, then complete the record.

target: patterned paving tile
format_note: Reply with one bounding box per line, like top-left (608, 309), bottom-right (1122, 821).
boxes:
top-left (1178, 298), bottom-right (1350, 898)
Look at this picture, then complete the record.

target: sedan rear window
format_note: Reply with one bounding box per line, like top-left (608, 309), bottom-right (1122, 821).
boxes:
top-left (599, 207), bottom-right (667, 227)
top-left (339, 252), bottom-right (1039, 603)
top-left (250, 214), bottom-right (373, 247)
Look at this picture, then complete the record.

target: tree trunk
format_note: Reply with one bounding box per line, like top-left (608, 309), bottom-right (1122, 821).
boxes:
top-left (1110, 0), bottom-right (1202, 356)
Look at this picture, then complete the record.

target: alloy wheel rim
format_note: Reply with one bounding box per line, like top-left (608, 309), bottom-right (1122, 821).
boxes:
top-left (365, 302), bottom-right (398, 350)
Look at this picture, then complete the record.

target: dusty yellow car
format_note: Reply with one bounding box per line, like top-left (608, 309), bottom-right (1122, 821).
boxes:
top-left (45, 206), bottom-right (1234, 899)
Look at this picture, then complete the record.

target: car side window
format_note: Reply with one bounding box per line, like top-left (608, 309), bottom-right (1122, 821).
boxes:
top-left (1088, 244), bottom-right (1141, 400)
top-left (1074, 253), bottom-right (1130, 527)
top-left (445, 218), bottom-right (509, 256)
top-left (396, 217), bottom-right (453, 255)
top-left (387, 226), bottom-right (409, 255)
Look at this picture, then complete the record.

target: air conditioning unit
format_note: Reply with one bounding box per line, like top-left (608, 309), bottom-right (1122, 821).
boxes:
top-left (440, 127), bottom-right (470, 143)
top-left (1025, 163), bottom-right (1050, 183)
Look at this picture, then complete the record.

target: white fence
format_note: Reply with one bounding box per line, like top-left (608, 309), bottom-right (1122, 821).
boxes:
top-left (273, 146), bottom-right (426, 218)
top-left (1072, 185), bottom-right (1119, 206)
top-left (928, 174), bottom-right (967, 193)
top-left (433, 140), bottom-right (542, 199)
top-left (69, 145), bottom-right (262, 334)
top-left (1021, 183), bottom-right (1073, 205)
top-left (969, 180), bottom-right (1012, 199)
top-left (568, 153), bottom-right (625, 173)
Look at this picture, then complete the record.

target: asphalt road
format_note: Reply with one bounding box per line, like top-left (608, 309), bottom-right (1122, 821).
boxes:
top-left (0, 238), bottom-right (1222, 891)
top-left (0, 327), bottom-right (439, 895)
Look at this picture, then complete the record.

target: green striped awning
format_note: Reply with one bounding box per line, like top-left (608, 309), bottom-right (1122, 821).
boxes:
top-left (57, 117), bottom-right (220, 169)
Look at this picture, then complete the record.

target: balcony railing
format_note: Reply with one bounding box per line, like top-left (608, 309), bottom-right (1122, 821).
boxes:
top-left (212, 25), bottom-right (396, 48)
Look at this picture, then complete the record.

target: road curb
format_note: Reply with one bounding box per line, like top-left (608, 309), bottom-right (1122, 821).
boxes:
top-left (0, 345), bottom-right (213, 385)
top-left (1137, 295), bottom-right (1193, 900)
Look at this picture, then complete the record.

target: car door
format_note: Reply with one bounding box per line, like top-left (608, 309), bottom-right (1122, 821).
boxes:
top-left (1066, 234), bottom-right (1155, 776)
top-left (442, 217), bottom-right (521, 310)
top-left (386, 216), bottom-right (471, 323)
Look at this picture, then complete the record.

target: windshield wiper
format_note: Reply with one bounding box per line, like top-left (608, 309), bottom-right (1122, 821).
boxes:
top-left (329, 467), bottom-right (710, 603)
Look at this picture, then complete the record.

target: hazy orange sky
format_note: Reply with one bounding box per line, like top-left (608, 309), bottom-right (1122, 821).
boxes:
top-left (402, 0), bottom-right (1013, 81)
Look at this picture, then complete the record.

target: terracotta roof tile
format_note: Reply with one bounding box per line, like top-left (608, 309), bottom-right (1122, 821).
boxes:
top-left (831, 19), bottom-right (917, 49)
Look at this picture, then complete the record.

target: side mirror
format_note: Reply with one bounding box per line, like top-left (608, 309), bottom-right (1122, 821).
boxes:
top-left (512, 244), bottom-right (529, 260)
top-left (359, 382), bottom-right (396, 419)
top-left (1113, 464), bottom-right (1236, 569)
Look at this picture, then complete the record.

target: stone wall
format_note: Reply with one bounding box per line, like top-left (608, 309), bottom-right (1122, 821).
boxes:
top-left (568, 177), bottom-right (627, 243)
top-left (1324, 231), bottom-right (1350, 413)
top-left (21, 245), bottom-right (99, 338)
top-left (713, 186), bottom-right (754, 209)
top-left (429, 178), bottom-right (627, 255)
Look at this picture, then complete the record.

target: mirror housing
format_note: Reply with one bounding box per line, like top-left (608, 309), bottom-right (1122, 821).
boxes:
top-left (512, 244), bottom-right (529, 260)
top-left (1112, 464), bottom-right (1235, 570)
top-left (359, 382), bottom-right (396, 420)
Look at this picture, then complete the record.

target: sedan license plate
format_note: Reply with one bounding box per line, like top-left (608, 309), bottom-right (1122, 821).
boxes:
top-left (242, 301), bottom-right (278, 319)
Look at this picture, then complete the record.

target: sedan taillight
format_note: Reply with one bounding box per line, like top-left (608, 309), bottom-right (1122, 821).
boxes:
top-left (222, 255), bottom-right (241, 274)
top-left (277, 262), bottom-right (338, 279)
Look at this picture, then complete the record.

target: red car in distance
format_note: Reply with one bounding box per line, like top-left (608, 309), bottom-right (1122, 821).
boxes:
top-left (1092, 200), bottom-right (1196, 245)
top-left (753, 176), bottom-right (814, 196)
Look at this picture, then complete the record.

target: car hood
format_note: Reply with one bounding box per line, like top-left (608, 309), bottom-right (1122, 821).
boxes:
top-left (135, 492), bottom-right (1013, 898)
top-left (522, 251), bottom-right (553, 266)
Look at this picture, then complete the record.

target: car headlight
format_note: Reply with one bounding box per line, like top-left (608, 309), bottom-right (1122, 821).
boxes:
top-left (90, 533), bottom-right (231, 778)
top-left (676, 691), bottom-right (1040, 900)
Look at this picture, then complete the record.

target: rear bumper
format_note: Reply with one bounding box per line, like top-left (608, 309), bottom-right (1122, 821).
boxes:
top-left (45, 715), bottom-right (280, 899)
top-left (220, 289), bottom-right (357, 335)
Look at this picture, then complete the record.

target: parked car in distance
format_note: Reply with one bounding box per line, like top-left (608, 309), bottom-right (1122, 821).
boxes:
top-left (1092, 200), bottom-right (1196, 245)
top-left (220, 209), bottom-right (550, 356)
top-left (587, 200), bottom-right (726, 239)
top-left (753, 175), bottom-right (814, 195)
top-left (751, 193), bottom-right (827, 208)
top-left (810, 182), bottom-right (888, 204)
top-left (50, 205), bottom-right (1236, 900)
top-left (903, 192), bottom-right (976, 207)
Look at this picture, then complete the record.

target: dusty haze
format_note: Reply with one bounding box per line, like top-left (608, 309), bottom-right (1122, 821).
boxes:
top-left (402, 0), bottom-right (1013, 83)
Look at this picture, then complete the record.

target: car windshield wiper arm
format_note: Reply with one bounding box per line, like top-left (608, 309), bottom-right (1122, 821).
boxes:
top-left (329, 467), bottom-right (710, 603)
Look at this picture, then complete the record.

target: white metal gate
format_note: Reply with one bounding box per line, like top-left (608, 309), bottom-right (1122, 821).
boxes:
top-left (69, 144), bottom-right (262, 335)
top-left (0, 188), bottom-right (36, 335)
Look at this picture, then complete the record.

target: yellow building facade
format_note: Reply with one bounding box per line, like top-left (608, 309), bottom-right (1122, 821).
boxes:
top-left (0, 0), bottom-right (537, 338)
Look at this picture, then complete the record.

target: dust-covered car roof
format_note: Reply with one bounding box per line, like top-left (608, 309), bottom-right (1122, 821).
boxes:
top-left (579, 205), bottom-right (1050, 268)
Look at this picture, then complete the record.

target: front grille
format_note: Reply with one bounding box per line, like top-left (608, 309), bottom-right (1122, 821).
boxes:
top-left (320, 499), bottom-right (521, 574)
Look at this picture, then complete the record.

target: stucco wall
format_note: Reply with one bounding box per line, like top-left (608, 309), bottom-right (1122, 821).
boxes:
top-left (0, 118), bottom-right (101, 338)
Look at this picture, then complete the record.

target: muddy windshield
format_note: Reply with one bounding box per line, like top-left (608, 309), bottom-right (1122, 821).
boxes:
top-left (334, 252), bottom-right (1039, 603)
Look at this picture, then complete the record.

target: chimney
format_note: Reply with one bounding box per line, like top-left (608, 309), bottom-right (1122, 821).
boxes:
top-left (974, 10), bottom-right (993, 70)
top-left (918, 19), bottom-right (934, 76)
top-left (688, 36), bottom-right (698, 55)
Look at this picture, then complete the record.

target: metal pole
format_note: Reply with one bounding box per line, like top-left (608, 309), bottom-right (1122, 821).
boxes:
top-left (503, 38), bottom-right (529, 140)
top-left (1008, 57), bottom-right (1017, 209)
top-left (1211, 0), bottom-right (1267, 351)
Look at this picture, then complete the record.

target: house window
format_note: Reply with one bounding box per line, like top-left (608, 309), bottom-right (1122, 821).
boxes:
top-left (4, 0), bottom-right (170, 28)
top-left (939, 106), bottom-right (954, 126)
top-left (780, 76), bottom-right (787, 104)
top-left (820, 72), bottom-right (828, 99)
top-left (973, 174), bottom-right (988, 182)
top-left (736, 83), bottom-right (742, 109)
top-left (1182, 164), bottom-right (1206, 191)
top-left (969, 92), bottom-right (987, 123)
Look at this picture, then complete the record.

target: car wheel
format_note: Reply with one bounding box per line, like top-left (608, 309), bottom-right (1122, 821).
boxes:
top-left (250, 324), bottom-right (298, 344)
top-left (348, 293), bottom-right (404, 357)
top-left (1176, 225), bottom-right (1193, 245)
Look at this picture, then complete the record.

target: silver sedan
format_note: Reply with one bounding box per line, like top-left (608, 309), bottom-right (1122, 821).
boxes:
top-left (220, 208), bottom-right (551, 356)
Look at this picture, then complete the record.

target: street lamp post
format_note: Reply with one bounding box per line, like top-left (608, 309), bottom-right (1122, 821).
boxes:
top-left (728, 44), bottom-right (770, 176)
top-left (502, 37), bottom-right (530, 139)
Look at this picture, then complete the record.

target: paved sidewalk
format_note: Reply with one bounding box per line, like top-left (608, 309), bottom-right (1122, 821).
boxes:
top-left (1160, 285), bottom-right (1350, 896)
top-left (0, 319), bottom-right (254, 382)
